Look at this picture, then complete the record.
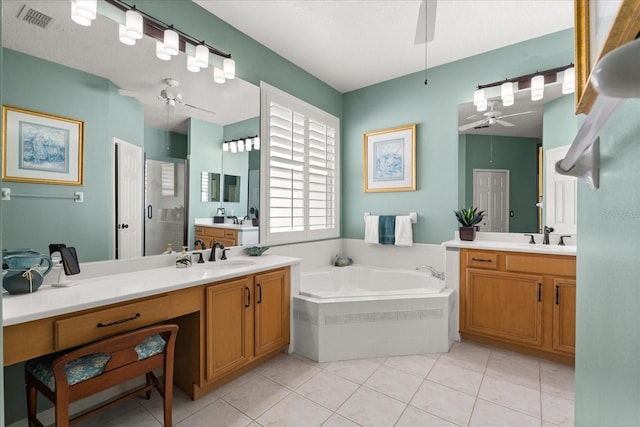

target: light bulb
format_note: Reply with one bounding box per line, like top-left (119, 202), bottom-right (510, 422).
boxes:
top-left (70, 0), bottom-right (96, 26)
top-left (118, 24), bottom-right (136, 46)
top-left (156, 41), bottom-right (171, 61)
top-left (223, 142), bottom-right (229, 152)
top-left (246, 138), bottom-right (253, 151)
top-left (473, 88), bottom-right (485, 106)
top-left (223, 58), bottom-right (235, 79)
top-left (253, 136), bottom-right (260, 150)
top-left (531, 74), bottom-right (545, 101)
top-left (230, 141), bottom-right (237, 153)
top-left (163, 28), bottom-right (179, 56)
top-left (238, 139), bottom-right (245, 152)
top-left (562, 67), bottom-right (575, 94)
top-left (501, 82), bottom-right (514, 107)
top-left (195, 44), bottom-right (209, 68)
top-left (125, 9), bottom-right (143, 39)
top-left (213, 67), bottom-right (226, 84)
top-left (187, 55), bottom-right (200, 72)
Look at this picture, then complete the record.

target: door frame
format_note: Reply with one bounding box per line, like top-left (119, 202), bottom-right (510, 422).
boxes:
top-left (473, 168), bottom-right (510, 232)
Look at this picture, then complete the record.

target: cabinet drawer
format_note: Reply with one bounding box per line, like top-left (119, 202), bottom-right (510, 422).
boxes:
top-left (505, 254), bottom-right (575, 276)
top-left (55, 296), bottom-right (170, 350)
top-left (225, 230), bottom-right (236, 239)
top-left (465, 250), bottom-right (498, 269)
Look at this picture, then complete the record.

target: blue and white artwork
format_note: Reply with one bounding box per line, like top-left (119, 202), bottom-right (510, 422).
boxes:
top-left (18, 121), bottom-right (69, 173)
top-left (373, 138), bottom-right (404, 182)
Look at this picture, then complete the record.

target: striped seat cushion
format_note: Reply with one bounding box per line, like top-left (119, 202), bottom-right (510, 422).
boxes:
top-left (26, 334), bottom-right (166, 391)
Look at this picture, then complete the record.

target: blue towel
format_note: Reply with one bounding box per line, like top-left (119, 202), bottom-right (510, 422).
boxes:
top-left (378, 216), bottom-right (396, 245)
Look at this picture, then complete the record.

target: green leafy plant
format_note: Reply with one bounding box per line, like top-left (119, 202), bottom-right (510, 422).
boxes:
top-left (454, 206), bottom-right (485, 227)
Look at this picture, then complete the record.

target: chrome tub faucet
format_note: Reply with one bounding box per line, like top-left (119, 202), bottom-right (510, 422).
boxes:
top-left (416, 265), bottom-right (445, 280)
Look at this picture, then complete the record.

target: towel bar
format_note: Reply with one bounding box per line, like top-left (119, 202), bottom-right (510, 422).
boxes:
top-left (364, 212), bottom-right (417, 224)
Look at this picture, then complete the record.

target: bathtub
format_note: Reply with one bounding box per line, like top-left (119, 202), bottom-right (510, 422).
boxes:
top-left (293, 264), bottom-right (454, 362)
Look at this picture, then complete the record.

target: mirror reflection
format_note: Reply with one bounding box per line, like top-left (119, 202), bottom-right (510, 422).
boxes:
top-left (224, 175), bottom-right (241, 203)
top-left (458, 85), bottom-right (567, 234)
top-left (1, 0), bottom-right (260, 261)
top-left (201, 172), bottom-right (220, 203)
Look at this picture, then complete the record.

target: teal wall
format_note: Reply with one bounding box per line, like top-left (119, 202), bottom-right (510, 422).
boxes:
top-left (543, 94), bottom-right (580, 150)
top-left (342, 29), bottom-right (574, 243)
top-left (574, 99), bottom-right (640, 425)
top-left (461, 134), bottom-right (539, 233)
top-left (144, 127), bottom-right (188, 161)
top-left (1, 49), bottom-right (144, 262)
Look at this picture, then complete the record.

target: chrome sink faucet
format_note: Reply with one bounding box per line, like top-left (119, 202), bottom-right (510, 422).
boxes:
top-left (416, 265), bottom-right (445, 280)
top-left (543, 226), bottom-right (554, 245)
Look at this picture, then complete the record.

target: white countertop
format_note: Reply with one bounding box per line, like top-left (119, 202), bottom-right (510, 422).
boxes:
top-left (2, 254), bottom-right (299, 327)
top-left (195, 222), bottom-right (258, 231)
top-left (443, 239), bottom-right (576, 256)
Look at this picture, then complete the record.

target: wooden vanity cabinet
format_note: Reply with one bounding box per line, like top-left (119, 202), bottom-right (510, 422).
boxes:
top-left (204, 267), bottom-right (290, 383)
top-left (460, 249), bottom-right (576, 362)
top-left (195, 226), bottom-right (238, 248)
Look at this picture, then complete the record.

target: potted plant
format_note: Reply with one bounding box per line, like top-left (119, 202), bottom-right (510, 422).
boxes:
top-left (454, 206), bottom-right (485, 241)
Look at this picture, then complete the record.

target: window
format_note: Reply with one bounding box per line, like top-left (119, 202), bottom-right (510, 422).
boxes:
top-left (260, 83), bottom-right (340, 245)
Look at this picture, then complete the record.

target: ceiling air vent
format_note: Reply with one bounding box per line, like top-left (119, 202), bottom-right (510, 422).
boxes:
top-left (16, 5), bottom-right (54, 29)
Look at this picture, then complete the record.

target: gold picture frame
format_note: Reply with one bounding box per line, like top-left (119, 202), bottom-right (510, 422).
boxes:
top-left (575, 0), bottom-right (640, 114)
top-left (2, 105), bottom-right (84, 185)
top-left (363, 124), bottom-right (416, 193)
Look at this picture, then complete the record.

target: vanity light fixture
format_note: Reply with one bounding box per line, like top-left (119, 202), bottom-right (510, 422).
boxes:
top-left (246, 138), bottom-right (253, 152)
top-left (238, 139), bottom-right (245, 152)
top-left (71, 0), bottom-right (97, 26)
top-left (222, 142), bottom-right (229, 152)
top-left (213, 67), bottom-right (226, 84)
top-left (77, 0), bottom-right (236, 81)
top-left (501, 82), bottom-right (514, 106)
top-left (562, 66), bottom-right (575, 94)
top-left (230, 141), bottom-right (238, 153)
top-left (531, 74), bottom-right (545, 101)
top-left (223, 135), bottom-right (260, 153)
top-left (253, 136), bottom-right (260, 150)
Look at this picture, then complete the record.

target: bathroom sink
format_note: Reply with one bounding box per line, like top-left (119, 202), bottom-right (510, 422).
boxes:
top-left (206, 260), bottom-right (256, 270)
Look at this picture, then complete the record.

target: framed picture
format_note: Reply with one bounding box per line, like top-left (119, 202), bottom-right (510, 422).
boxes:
top-left (2, 105), bottom-right (84, 185)
top-left (363, 124), bottom-right (416, 192)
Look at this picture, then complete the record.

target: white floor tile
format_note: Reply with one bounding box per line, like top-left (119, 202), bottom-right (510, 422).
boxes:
top-left (478, 375), bottom-right (541, 418)
top-left (427, 358), bottom-right (484, 396)
top-left (256, 393), bottom-right (332, 427)
top-left (485, 349), bottom-right (541, 391)
top-left (325, 358), bottom-right (381, 384)
top-left (364, 365), bottom-right (423, 403)
top-left (139, 385), bottom-right (220, 424)
top-left (439, 341), bottom-right (491, 373)
top-left (540, 361), bottom-right (575, 401)
top-left (296, 370), bottom-right (359, 411)
top-left (410, 380), bottom-right (476, 426)
top-left (260, 355), bottom-right (323, 389)
top-left (222, 375), bottom-right (291, 419)
top-left (469, 399), bottom-right (540, 427)
top-left (175, 399), bottom-right (251, 427)
top-left (542, 392), bottom-right (575, 426)
top-left (337, 386), bottom-right (406, 427)
top-left (384, 354), bottom-right (437, 378)
top-left (321, 413), bottom-right (360, 427)
top-left (396, 406), bottom-right (458, 427)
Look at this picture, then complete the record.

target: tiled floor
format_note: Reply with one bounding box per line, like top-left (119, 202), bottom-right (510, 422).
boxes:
top-left (21, 342), bottom-right (575, 427)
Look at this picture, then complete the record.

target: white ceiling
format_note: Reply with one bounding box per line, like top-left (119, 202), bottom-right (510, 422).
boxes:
top-left (195, 0), bottom-right (574, 93)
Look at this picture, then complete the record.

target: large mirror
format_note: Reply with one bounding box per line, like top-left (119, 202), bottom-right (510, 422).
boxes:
top-left (458, 84), bottom-right (572, 234)
top-left (1, 0), bottom-right (260, 261)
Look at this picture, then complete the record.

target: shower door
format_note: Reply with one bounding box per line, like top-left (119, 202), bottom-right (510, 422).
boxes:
top-left (144, 159), bottom-right (187, 255)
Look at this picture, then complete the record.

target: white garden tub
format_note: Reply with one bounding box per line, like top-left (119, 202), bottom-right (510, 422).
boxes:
top-left (293, 264), bottom-right (454, 362)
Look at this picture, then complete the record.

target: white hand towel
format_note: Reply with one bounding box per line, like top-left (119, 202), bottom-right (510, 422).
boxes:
top-left (364, 215), bottom-right (379, 244)
top-left (395, 215), bottom-right (413, 246)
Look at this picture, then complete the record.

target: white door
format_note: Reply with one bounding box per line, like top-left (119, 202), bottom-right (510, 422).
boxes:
top-left (473, 169), bottom-right (509, 232)
top-left (114, 138), bottom-right (143, 259)
top-left (545, 145), bottom-right (577, 234)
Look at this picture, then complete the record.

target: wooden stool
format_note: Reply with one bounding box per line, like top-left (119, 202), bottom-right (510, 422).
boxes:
top-left (25, 324), bottom-right (179, 427)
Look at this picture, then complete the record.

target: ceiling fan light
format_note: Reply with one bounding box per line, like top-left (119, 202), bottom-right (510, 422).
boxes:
top-left (118, 24), bottom-right (136, 45)
top-left (473, 88), bottom-right (485, 106)
top-left (125, 9), bottom-right (143, 40)
top-left (213, 67), bottom-right (226, 84)
top-left (223, 58), bottom-right (235, 79)
top-left (531, 74), bottom-right (544, 101)
top-left (187, 55), bottom-right (200, 72)
top-left (562, 66), bottom-right (575, 94)
top-left (501, 82), bottom-right (514, 106)
top-left (195, 44), bottom-right (210, 68)
top-left (223, 142), bottom-right (229, 152)
top-left (156, 41), bottom-right (171, 61)
top-left (71, 0), bottom-right (96, 26)
top-left (253, 136), bottom-right (260, 150)
top-left (163, 28), bottom-right (179, 56)
top-left (476, 98), bottom-right (488, 112)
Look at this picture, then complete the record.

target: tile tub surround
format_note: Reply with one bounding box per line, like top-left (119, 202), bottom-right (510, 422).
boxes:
top-left (7, 341), bottom-right (575, 427)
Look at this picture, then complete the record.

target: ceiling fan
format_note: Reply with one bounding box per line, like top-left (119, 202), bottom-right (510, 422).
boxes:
top-left (119, 78), bottom-right (216, 116)
top-left (458, 100), bottom-right (535, 132)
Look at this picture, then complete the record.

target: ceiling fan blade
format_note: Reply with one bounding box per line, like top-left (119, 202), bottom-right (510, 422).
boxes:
top-left (459, 119), bottom-right (487, 131)
top-left (499, 110), bottom-right (536, 119)
top-left (465, 114), bottom-right (480, 120)
top-left (496, 119), bottom-right (515, 127)
top-left (185, 103), bottom-right (216, 115)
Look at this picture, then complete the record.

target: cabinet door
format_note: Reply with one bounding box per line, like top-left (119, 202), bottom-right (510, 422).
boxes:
top-left (553, 278), bottom-right (576, 355)
top-left (254, 269), bottom-right (290, 357)
top-left (464, 269), bottom-right (543, 346)
top-left (205, 277), bottom-right (254, 381)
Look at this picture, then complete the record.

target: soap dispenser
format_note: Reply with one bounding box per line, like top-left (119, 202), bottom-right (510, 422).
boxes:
top-left (176, 246), bottom-right (192, 268)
